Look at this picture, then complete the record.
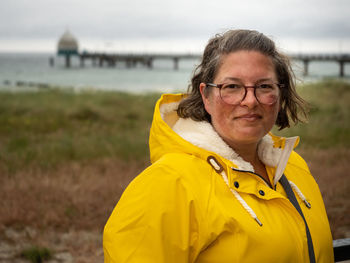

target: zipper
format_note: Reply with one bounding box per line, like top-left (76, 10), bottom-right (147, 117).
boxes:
top-left (231, 167), bottom-right (274, 189)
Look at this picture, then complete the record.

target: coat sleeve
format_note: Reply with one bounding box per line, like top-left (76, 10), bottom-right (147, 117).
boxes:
top-left (103, 163), bottom-right (206, 263)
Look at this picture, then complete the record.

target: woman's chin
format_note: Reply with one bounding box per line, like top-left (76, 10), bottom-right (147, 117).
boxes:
top-left (228, 128), bottom-right (267, 146)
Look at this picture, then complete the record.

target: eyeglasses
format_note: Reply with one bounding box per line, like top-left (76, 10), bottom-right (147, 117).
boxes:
top-left (206, 82), bottom-right (283, 105)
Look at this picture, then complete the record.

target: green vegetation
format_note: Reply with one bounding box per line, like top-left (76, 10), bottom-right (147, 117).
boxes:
top-left (0, 89), bottom-right (159, 174)
top-left (273, 79), bottom-right (350, 149)
top-left (0, 80), bottom-right (349, 174)
top-left (20, 246), bottom-right (52, 263)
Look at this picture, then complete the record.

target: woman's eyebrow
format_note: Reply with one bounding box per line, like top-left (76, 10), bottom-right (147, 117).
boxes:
top-left (220, 77), bottom-right (241, 83)
top-left (256, 78), bottom-right (275, 83)
top-left (220, 77), bottom-right (275, 83)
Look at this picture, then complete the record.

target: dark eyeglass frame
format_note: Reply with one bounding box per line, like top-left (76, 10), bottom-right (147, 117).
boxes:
top-left (206, 82), bottom-right (284, 105)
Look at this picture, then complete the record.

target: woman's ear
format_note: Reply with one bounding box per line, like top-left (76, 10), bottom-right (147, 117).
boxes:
top-left (199, 82), bottom-right (208, 100)
top-left (199, 83), bottom-right (212, 115)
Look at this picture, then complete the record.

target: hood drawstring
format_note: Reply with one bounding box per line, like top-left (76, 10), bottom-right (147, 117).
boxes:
top-left (207, 156), bottom-right (263, 226)
top-left (222, 171), bottom-right (263, 226)
top-left (207, 156), bottom-right (312, 227)
top-left (288, 180), bottom-right (312, 208)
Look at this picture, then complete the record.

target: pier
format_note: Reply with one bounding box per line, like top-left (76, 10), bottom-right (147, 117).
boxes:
top-left (56, 51), bottom-right (350, 77)
top-left (290, 53), bottom-right (350, 77)
top-left (55, 30), bottom-right (349, 76)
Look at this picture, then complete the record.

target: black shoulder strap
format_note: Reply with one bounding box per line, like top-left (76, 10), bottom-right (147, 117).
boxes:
top-left (280, 174), bottom-right (316, 263)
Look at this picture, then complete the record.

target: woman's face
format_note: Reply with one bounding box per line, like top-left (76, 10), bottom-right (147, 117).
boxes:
top-left (200, 50), bottom-right (280, 149)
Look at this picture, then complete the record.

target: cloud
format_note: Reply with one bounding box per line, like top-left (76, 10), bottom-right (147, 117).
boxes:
top-left (0, 0), bottom-right (349, 41)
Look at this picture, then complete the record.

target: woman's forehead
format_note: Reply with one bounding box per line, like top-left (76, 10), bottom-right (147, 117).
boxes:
top-left (214, 51), bottom-right (277, 82)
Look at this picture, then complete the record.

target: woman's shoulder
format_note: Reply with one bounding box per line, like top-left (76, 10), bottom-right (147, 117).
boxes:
top-left (104, 154), bottom-right (213, 262)
top-left (136, 152), bottom-right (214, 194)
top-left (287, 150), bottom-right (311, 174)
top-left (153, 152), bottom-right (211, 173)
top-left (107, 152), bottom-right (213, 230)
top-left (285, 150), bottom-right (322, 192)
top-left (118, 152), bottom-right (214, 199)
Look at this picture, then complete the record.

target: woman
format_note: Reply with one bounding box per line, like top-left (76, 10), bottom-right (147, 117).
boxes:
top-left (103, 29), bottom-right (334, 262)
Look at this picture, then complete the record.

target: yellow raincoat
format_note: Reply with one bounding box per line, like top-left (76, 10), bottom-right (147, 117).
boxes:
top-left (104, 94), bottom-right (334, 262)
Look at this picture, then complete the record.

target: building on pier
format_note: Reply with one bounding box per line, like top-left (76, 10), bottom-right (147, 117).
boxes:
top-left (57, 30), bottom-right (79, 67)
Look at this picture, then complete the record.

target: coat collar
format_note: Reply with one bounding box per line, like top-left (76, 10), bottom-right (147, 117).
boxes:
top-left (172, 117), bottom-right (282, 172)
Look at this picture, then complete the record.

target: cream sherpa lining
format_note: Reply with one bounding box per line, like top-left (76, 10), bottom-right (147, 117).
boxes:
top-left (160, 101), bottom-right (282, 172)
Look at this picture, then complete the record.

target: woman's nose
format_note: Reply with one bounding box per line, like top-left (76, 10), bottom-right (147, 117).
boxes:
top-left (240, 87), bottom-right (259, 108)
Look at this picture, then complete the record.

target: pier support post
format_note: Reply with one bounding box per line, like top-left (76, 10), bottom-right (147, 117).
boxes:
top-left (80, 56), bottom-right (85, 67)
top-left (99, 57), bottom-right (104, 67)
top-left (49, 57), bottom-right (54, 67)
top-left (146, 58), bottom-right (153, 69)
top-left (173, 57), bottom-right (179, 70)
top-left (339, 61), bottom-right (344, 77)
top-left (108, 59), bottom-right (116, 67)
top-left (303, 59), bottom-right (309, 76)
top-left (65, 55), bottom-right (71, 68)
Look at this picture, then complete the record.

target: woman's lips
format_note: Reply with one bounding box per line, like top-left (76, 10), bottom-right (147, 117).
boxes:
top-left (235, 114), bottom-right (262, 121)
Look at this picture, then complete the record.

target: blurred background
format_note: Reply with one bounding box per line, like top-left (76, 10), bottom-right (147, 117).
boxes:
top-left (0, 0), bottom-right (349, 262)
top-left (0, 0), bottom-right (349, 92)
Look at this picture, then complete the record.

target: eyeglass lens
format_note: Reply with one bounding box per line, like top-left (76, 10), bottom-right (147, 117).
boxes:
top-left (220, 84), bottom-right (279, 105)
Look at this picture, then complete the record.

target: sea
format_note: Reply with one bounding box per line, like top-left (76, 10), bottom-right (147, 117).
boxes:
top-left (0, 52), bottom-right (349, 94)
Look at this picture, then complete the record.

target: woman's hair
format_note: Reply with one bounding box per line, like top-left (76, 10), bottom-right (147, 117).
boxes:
top-left (177, 29), bottom-right (307, 130)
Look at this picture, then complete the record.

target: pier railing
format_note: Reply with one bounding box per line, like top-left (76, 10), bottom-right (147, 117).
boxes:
top-left (79, 52), bottom-right (200, 70)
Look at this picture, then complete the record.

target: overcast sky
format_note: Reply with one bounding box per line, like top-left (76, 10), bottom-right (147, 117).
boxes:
top-left (1, 0), bottom-right (349, 53)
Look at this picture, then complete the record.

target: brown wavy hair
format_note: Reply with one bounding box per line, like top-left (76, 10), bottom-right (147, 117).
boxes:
top-left (177, 29), bottom-right (307, 130)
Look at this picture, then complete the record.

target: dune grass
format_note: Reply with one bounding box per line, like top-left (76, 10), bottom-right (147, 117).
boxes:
top-left (1, 80), bottom-right (349, 174)
top-left (273, 79), bottom-right (350, 148)
top-left (0, 89), bottom-right (159, 174)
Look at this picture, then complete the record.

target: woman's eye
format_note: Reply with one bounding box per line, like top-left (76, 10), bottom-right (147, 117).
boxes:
top-left (225, 84), bottom-right (241, 89)
top-left (258, 84), bottom-right (274, 89)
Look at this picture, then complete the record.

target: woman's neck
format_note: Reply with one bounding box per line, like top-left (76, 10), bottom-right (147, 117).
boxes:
top-left (229, 142), bottom-right (259, 165)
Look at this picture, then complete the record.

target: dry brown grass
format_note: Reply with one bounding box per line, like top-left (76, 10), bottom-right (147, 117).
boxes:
top-left (0, 158), bottom-right (146, 231)
top-left (299, 147), bottom-right (350, 239)
top-left (1, 148), bottom-right (349, 239)
top-left (0, 158), bottom-right (147, 261)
